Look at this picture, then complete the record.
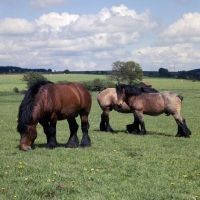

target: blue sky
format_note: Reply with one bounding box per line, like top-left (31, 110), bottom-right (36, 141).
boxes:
top-left (0, 0), bottom-right (199, 72)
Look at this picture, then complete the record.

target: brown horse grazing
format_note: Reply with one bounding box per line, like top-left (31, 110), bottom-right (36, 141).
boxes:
top-left (116, 84), bottom-right (192, 137)
top-left (97, 87), bottom-right (158, 132)
top-left (17, 80), bottom-right (92, 151)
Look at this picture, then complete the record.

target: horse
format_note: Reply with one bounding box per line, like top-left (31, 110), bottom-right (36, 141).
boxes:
top-left (116, 84), bottom-right (192, 137)
top-left (17, 80), bottom-right (92, 151)
top-left (97, 86), bottom-right (159, 132)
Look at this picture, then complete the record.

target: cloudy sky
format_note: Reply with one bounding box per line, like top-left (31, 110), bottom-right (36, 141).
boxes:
top-left (0, 0), bottom-right (200, 72)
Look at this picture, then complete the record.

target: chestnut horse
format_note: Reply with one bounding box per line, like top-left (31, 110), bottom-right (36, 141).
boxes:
top-left (17, 80), bottom-right (92, 150)
top-left (116, 84), bottom-right (192, 137)
top-left (97, 86), bottom-right (158, 132)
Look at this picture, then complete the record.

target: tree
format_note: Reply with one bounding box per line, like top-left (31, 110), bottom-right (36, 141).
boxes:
top-left (108, 61), bottom-right (143, 84)
top-left (158, 68), bottom-right (171, 77)
top-left (21, 72), bottom-right (47, 88)
top-left (63, 69), bottom-right (70, 74)
top-left (122, 61), bottom-right (143, 85)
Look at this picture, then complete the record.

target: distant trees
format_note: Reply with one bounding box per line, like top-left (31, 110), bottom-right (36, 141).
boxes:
top-left (21, 72), bottom-right (47, 88)
top-left (108, 61), bottom-right (143, 85)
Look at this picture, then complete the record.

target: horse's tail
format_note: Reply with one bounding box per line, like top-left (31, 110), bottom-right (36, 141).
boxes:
top-left (178, 95), bottom-right (183, 101)
top-left (17, 80), bottom-right (53, 133)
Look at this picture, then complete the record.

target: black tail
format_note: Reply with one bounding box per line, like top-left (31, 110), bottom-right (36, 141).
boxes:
top-left (178, 95), bottom-right (183, 101)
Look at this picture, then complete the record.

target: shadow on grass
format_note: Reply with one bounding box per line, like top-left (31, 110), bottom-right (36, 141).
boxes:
top-left (93, 129), bottom-right (175, 137)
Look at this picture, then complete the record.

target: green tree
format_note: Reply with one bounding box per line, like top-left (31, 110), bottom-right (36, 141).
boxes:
top-left (108, 61), bottom-right (143, 84)
top-left (122, 61), bottom-right (143, 84)
top-left (63, 69), bottom-right (70, 74)
top-left (21, 72), bottom-right (47, 88)
top-left (158, 68), bottom-right (171, 77)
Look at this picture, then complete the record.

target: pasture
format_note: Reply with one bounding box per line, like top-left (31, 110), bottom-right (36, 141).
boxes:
top-left (0, 74), bottom-right (200, 199)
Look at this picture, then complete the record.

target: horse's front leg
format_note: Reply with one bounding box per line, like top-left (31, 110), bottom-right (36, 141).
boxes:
top-left (135, 112), bottom-right (146, 135)
top-left (40, 120), bottom-right (58, 149)
top-left (65, 117), bottom-right (79, 148)
top-left (80, 115), bottom-right (91, 147)
top-left (126, 113), bottom-right (140, 133)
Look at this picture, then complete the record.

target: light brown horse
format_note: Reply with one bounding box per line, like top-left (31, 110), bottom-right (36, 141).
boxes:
top-left (116, 84), bottom-right (191, 137)
top-left (17, 80), bottom-right (92, 150)
top-left (97, 87), bottom-right (158, 132)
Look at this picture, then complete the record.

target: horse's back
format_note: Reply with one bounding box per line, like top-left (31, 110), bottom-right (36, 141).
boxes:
top-left (52, 82), bottom-right (92, 116)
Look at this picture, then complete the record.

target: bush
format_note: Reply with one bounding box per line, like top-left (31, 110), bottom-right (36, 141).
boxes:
top-left (21, 72), bottom-right (47, 88)
top-left (13, 87), bottom-right (19, 93)
top-left (81, 78), bottom-right (115, 92)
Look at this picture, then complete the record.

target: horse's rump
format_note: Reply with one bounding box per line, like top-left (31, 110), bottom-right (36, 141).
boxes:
top-left (97, 88), bottom-right (131, 113)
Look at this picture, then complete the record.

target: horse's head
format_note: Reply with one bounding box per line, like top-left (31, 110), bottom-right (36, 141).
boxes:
top-left (116, 84), bottom-right (126, 108)
top-left (18, 125), bottom-right (37, 151)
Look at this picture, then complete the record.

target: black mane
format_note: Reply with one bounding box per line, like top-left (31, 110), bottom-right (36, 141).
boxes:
top-left (125, 85), bottom-right (142, 95)
top-left (17, 80), bottom-right (53, 133)
top-left (116, 84), bottom-right (159, 96)
top-left (140, 86), bottom-right (159, 93)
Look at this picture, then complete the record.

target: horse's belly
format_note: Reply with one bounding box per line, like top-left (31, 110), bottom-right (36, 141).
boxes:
top-left (113, 104), bottom-right (131, 113)
top-left (143, 110), bottom-right (164, 116)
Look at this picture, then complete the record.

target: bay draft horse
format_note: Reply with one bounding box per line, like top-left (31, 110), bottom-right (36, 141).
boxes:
top-left (17, 80), bottom-right (92, 150)
top-left (97, 86), bottom-right (158, 132)
top-left (116, 84), bottom-right (192, 137)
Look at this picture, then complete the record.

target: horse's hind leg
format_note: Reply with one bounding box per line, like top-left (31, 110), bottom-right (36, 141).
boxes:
top-left (65, 117), bottom-right (79, 148)
top-left (40, 120), bottom-right (58, 149)
top-left (100, 109), bottom-right (113, 132)
top-left (173, 114), bottom-right (192, 138)
top-left (80, 115), bottom-right (91, 147)
top-left (100, 112), bottom-right (106, 131)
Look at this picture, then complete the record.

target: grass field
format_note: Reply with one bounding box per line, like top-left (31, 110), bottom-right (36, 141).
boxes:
top-left (0, 75), bottom-right (200, 199)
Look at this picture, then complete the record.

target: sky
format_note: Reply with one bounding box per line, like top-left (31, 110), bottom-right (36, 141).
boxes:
top-left (0, 0), bottom-right (200, 72)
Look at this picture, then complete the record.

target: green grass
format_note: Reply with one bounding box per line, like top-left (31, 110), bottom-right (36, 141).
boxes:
top-left (0, 75), bottom-right (200, 199)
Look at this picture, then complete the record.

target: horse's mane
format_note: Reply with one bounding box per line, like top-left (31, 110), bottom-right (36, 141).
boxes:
top-left (17, 80), bottom-right (53, 133)
top-left (124, 85), bottom-right (142, 95)
top-left (140, 86), bottom-right (159, 93)
top-left (124, 85), bottom-right (159, 95)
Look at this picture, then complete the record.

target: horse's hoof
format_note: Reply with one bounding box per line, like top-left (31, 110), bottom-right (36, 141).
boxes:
top-left (46, 143), bottom-right (57, 149)
top-left (65, 144), bottom-right (79, 148)
top-left (80, 143), bottom-right (91, 148)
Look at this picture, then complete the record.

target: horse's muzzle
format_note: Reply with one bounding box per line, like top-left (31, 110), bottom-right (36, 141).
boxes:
top-left (118, 103), bottom-right (122, 108)
top-left (19, 145), bottom-right (32, 151)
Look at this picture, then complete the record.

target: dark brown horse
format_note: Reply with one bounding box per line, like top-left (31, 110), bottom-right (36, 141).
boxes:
top-left (97, 86), bottom-right (158, 132)
top-left (17, 80), bottom-right (92, 150)
top-left (116, 84), bottom-right (191, 137)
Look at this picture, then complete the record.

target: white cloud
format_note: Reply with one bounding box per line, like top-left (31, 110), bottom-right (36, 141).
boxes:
top-left (131, 44), bottom-right (200, 71)
top-left (158, 12), bottom-right (200, 44)
top-left (30, 0), bottom-right (67, 10)
top-left (36, 12), bottom-right (79, 30)
top-left (0, 18), bottom-right (36, 35)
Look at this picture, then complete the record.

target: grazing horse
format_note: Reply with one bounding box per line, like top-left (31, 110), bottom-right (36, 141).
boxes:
top-left (116, 84), bottom-right (191, 137)
top-left (97, 86), bottom-right (158, 132)
top-left (17, 80), bottom-right (92, 150)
